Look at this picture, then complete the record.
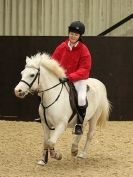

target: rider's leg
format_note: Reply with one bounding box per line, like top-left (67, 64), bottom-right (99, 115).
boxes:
top-left (74, 80), bottom-right (88, 135)
top-left (77, 104), bottom-right (87, 124)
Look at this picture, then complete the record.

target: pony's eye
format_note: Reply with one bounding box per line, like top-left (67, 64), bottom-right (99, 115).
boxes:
top-left (30, 74), bottom-right (35, 77)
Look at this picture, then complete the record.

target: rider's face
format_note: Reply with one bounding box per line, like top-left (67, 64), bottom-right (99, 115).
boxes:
top-left (69, 32), bottom-right (80, 44)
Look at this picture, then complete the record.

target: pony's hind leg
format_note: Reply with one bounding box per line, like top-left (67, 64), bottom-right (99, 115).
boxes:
top-left (71, 134), bottom-right (82, 157)
top-left (78, 108), bottom-right (102, 158)
top-left (78, 117), bottom-right (98, 158)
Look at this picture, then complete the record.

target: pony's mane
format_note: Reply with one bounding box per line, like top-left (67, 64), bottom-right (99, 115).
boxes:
top-left (26, 53), bottom-right (66, 79)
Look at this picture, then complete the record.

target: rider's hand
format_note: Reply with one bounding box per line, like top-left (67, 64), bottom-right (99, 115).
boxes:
top-left (63, 78), bottom-right (68, 82)
top-left (60, 78), bottom-right (68, 83)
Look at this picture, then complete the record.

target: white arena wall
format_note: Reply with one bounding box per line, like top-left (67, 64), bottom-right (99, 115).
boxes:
top-left (0, 0), bottom-right (132, 36)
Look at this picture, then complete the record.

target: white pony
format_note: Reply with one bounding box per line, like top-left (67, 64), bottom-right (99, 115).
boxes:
top-left (14, 53), bottom-right (111, 165)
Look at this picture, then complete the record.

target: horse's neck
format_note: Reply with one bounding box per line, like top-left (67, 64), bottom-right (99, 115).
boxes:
top-left (39, 67), bottom-right (62, 103)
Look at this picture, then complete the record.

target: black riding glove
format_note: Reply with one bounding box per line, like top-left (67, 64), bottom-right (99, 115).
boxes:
top-left (60, 78), bottom-right (68, 83)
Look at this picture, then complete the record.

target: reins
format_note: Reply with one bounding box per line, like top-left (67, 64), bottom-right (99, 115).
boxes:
top-left (38, 81), bottom-right (63, 92)
top-left (40, 81), bottom-right (64, 130)
top-left (40, 82), bottom-right (64, 109)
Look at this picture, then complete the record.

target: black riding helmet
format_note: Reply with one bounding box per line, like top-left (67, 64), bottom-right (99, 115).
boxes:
top-left (68, 21), bottom-right (85, 35)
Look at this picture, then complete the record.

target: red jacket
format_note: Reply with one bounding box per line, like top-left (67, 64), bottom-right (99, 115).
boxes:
top-left (52, 39), bottom-right (92, 82)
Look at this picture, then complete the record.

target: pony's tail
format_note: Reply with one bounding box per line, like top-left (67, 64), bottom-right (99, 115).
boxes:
top-left (97, 97), bottom-right (111, 127)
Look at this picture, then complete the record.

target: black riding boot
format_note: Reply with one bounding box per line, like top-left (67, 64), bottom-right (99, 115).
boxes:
top-left (75, 105), bottom-right (87, 135)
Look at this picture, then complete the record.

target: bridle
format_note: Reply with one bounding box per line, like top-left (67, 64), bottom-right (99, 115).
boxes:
top-left (20, 66), bottom-right (40, 89)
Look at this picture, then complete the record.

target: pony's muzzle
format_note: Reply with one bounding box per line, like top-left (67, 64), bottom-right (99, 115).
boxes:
top-left (14, 87), bottom-right (26, 98)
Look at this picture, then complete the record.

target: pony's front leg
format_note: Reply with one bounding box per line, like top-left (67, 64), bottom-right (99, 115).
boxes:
top-left (49, 148), bottom-right (62, 160)
top-left (38, 149), bottom-right (49, 165)
top-left (38, 123), bottom-right (50, 165)
top-left (48, 123), bottom-right (66, 147)
top-left (47, 122), bottom-right (66, 160)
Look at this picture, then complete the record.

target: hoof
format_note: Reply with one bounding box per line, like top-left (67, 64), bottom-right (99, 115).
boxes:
top-left (77, 152), bottom-right (87, 159)
top-left (56, 153), bottom-right (62, 160)
top-left (71, 150), bottom-right (78, 157)
top-left (37, 160), bottom-right (47, 166)
top-left (50, 151), bottom-right (62, 160)
top-left (71, 144), bottom-right (78, 157)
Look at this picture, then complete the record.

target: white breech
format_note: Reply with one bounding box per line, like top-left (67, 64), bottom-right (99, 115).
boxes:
top-left (74, 80), bottom-right (87, 106)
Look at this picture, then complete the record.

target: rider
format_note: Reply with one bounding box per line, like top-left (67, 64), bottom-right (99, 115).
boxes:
top-left (52, 21), bottom-right (92, 135)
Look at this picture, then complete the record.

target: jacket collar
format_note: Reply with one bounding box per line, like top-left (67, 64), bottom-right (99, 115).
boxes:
top-left (65, 39), bottom-right (80, 51)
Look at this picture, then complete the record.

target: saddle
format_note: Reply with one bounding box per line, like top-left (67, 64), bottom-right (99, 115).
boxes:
top-left (66, 80), bottom-right (89, 123)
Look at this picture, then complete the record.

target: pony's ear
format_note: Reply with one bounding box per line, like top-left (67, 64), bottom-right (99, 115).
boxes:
top-left (26, 56), bottom-right (31, 63)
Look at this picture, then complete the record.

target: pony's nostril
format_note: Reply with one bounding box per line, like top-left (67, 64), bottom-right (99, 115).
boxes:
top-left (18, 89), bottom-right (22, 93)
